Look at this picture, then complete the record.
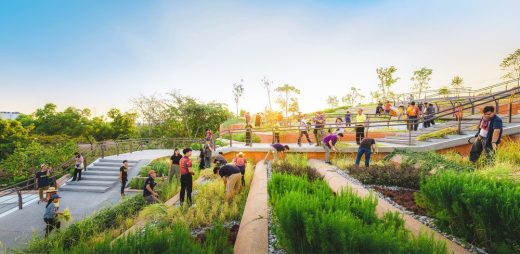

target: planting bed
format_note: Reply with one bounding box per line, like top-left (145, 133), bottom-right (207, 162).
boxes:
top-left (372, 186), bottom-right (427, 216)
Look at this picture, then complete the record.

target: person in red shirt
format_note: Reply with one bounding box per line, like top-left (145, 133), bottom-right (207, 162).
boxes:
top-left (384, 101), bottom-right (392, 114)
top-left (179, 148), bottom-right (195, 206)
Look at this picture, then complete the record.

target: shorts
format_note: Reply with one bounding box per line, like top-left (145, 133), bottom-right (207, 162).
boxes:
top-left (226, 173), bottom-right (242, 193)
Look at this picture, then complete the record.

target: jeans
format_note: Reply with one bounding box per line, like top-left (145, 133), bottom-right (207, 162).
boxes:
top-left (44, 218), bottom-right (61, 237)
top-left (298, 130), bottom-right (312, 145)
top-left (355, 126), bottom-right (365, 144)
top-left (72, 167), bottom-right (82, 181)
top-left (38, 186), bottom-right (49, 201)
top-left (322, 143), bottom-right (332, 162)
top-left (238, 165), bottom-right (246, 186)
top-left (121, 180), bottom-right (127, 194)
top-left (408, 116), bottom-right (418, 131)
top-left (355, 147), bottom-right (372, 167)
top-left (204, 156), bottom-right (211, 169)
top-left (180, 174), bottom-right (193, 205)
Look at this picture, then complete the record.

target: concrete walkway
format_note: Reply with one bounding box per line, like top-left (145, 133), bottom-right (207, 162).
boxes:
top-left (0, 149), bottom-right (175, 250)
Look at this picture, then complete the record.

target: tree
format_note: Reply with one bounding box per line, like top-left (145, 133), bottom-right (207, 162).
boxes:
top-left (131, 93), bottom-right (166, 137)
top-left (232, 79), bottom-right (245, 116)
top-left (438, 87), bottom-right (450, 98)
top-left (500, 49), bottom-right (520, 86)
top-left (288, 98), bottom-right (300, 115)
top-left (275, 84), bottom-right (300, 118)
top-left (342, 87), bottom-right (364, 107)
top-left (370, 91), bottom-right (383, 103)
top-left (107, 109), bottom-right (138, 139)
top-left (0, 118), bottom-right (29, 160)
top-left (376, 66), bottom-right (399, 100)
top-left (411, 67), bottom-right (433, 99)
top-left (261, 76), bottom-right (273, 111)
top-left (326, 96), bottom-right (339, 109)
top-left (451, 76), bottom-right (464, 97)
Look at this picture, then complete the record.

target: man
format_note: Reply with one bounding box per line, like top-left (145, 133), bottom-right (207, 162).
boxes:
top-left (355, 138), bottom-right (377, 168)
top-left (179, 148), bottom-right (195, 205)
top-left (245, 122), bottom-right (253, 147)
top-left (344, 111), bottom-right (351, 127)
top-left (143, 170), bottom-right (161, 204)
top-left (315, 112), bottom-right (325, 146)
top-left (213, 164), bottom-right (242, 202)
top-left (36, 164), bottom-right (51, 203)
top-left (322, 132), bottom-right (344, 164)
top-left (407, 102), bottom-right (420, 131)
top-left (470, 106), bottom-right (503, 163)
top-left (203, 141), bottom-right (213, 168)
top-left (375, 103), bottom-right (383, 115)
top-left (297, 116), bottom-right (312, 147)
top-left (213, 151), bottom-right (228, 166)
top-left (255, 113), bottom-right (261, 127)
top-left (354, 108), bottom-right (367, 145)
top-left (384, 101), bottom-right (392, 114)
top-left (119, 160), bottom-right (129, 197)
top-left (273, 122), bottom-right (281, 143)
top-left (264, 143), bottom-right (290, 163)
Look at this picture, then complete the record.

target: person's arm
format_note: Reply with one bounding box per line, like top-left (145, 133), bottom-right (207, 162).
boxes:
top-left (329, 140), bottom-right (337, 151)
top-left (491, 119), bottom-right (502, 149)
top-left (371, 143), bottom-right (377, 153)
top-left (119, 171), bottom-right (123, 181)
top-left (146, 183), bottom-right (158, 197)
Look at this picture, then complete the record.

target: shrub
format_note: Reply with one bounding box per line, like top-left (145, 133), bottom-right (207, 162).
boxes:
top-left (417, 171), bottom-right (520, 253)
top-left (128, 177), bottom-right (147, 189)
top-left (221, 132), bottom-right (261, 143)
top-left (214, 138), bottom-right (229, 147)
top-left (384, 149), bottom-right (473, 174)
top-left (190, 142), bottom-right (202, 150)
top-left (349, 163), bottom-right (423, 189)
top-left (138, 158), bottom-right (170, 177)
top-left (271, 154), bottom-right (321, 181)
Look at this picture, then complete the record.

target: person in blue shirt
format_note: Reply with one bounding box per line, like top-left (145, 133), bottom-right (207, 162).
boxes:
top-left (469, 106), bottom-right (503, 163)
top-left (43, 193), bottom-right (63, 237)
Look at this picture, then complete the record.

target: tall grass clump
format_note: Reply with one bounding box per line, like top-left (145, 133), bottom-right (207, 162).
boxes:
top-left (417, 170), bottom-right (520, 253)
top-left (384, 149), bottom-right (473, 174)
top-left (269, 173), bottom-right (448, 254)
top-left (271, 153), bottom-right (321, 181)
top-left (138, 157), bottom-right (170, 177)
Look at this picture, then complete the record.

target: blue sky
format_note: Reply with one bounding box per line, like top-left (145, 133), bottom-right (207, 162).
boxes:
top-left (1, 0), bottom-right (519, 115)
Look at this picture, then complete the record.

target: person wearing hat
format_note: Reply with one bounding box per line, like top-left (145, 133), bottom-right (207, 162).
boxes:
top-left (232, 152), bottom-right (247, 186)
top-left (43, 193), bottom-right (63, 237)
top-left (179, 148), bottom-right (195, 206)
top-left (143, 169), bottom-right (161, 204)
top-left (44, 187), bottom-right (59, 209)
top-left (36, 164), bottom-right (51, 204)
top-left (213, 164), bottom-right (242, 202)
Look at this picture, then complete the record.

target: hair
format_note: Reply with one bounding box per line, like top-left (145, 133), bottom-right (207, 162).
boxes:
top-left (337, 133), bottom-right (344, 137)
top-left (123, 160), bottom-right (128, 164)
top-left (346, 110), bottom-right (350, 113)
top-left (429, 103), bottom-right (433, 106)
top-left (74, 152), bottom-right (79, 156)
top-left (238, 153), bottom-right (244, 158)
top-left (483, 106), bottom-right (495, 113)
top-left (148, 170), bottom-right (156, 175)
top-left (213, 166), bottom-right (220, 174)
top-left (336, 117), bottom-right (343, 122)
top-left (411, 101), bottom-right (416, 105)
top-left (183, 148), bottom-right (192, 155)
top-left (284, 145), bottom-right (290, 150)
top-left (219, 151), bottom-right (223, 155)
top-left (174, 148), bottom-right (179, 154)
top-left (45, 198), bottom-right (54, 208)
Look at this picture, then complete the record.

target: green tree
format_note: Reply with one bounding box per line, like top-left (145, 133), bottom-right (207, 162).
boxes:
top-left (342, 87), bottom-right (364, 107)
top-left (451, 76), bottom-right (464, 97)
top-left (288, 98), bottom-right (300, 115)
top-left (500, 48), bottom-right (520, 86)
top-left (326, 96), bottom-right (339, 109)
top-left (438, 87), bottom-right (450, 98)
top-left (0, 119), bottom-right (30, 160)
top-left (131, 93), bottom-right (166, 137)
top-left (411, 67), bottom-right (433, 99)
top-left (376, 66), bottom-right (399, 100)
top-left (275, 84), bottom-right (300, 118)
top-left (232, 80), bottom-right (245, 116)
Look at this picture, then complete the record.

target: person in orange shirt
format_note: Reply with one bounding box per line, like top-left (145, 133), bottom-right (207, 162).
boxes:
top-left (407, 102), bottom-right (420, 131)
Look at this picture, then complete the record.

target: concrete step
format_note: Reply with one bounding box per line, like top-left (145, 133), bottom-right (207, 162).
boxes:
top-left (87, 166), bottom-right (121, 172)
top-left (82, 170), bottom-right (120, 176)
top-left (59, 185), bottom-right (111, 193)
top-left (99, 159), bottom-right (139, 163)
top-left (66, 180), bottom-right (117, 187)
top-left (81, 175), bottom-right (119, 181)
top-left (93, 162), bottom-right (137, 167)
top-left (376, 138), bottom-right (416, 145)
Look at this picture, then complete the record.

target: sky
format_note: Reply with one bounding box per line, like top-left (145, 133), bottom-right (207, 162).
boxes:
top-left (0, 0), bottom-right (519, 116)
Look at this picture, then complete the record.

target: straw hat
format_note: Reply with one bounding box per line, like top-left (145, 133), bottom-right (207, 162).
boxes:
top-left (45, 187), bottom-right (58, 194)
top-left (238, 152), bottom-right (244, 157)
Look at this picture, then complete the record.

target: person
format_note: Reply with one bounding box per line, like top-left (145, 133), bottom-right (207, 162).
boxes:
top-left (426, 103), bottom-right (436, 127)
top-left (179, 148), bottom-right (195, 205)
top-left (245, 122), bottom-right (253, 146)
top-left (143, 170), bottom-right (161, 204)
top-left (169, 148), bottom-right (182, 183)
top-left (213, 164), bottom-right (242, 202)
top-left (43, 193), bottom-right (63, 237)
top-left (469, 106), bottom-right (503, 163)
top-left (344, 111), bottom-right (351, 127)
top-left (297, 116), bottom-right (312, 147)
top-left (385, 101), bottom-right (392, 114)
top-left (407, 102), bottom-right (420, 131)
top-left (273, 122), bottom-right (281, 143)
top-left (354, 108), bottom-right (367, 145)
top-left (314, 112), bottom-right (325, 146)
top-left (397, 105), bottom-right (405, 120)
top-left (375, 103), bottom-right (384, 115)
top-left (198, 147), bottom-right (205, 169)
top-left (72, 152), bottom-right (84, 181)
top-left (264, 143), bottom-right (290, 163)
top-left (36, 164), bottom-right (51, 204)
top-left (213, 151), bottom-right (227, 166)
top-left (422, 102), bottom-right (430, 128)
top-left (335, 117), bottom-right (344, 134)
top-left (245, 112), bottom-right (251, 125)
top-left (355, 138), bottom-right (376, 168)
top-left (255, 113), bottom-right (261, 127)
top-left (119, 160), bottom-right (129, 197)
top-left (322, 132), bottom-right (344, 164)
top-left (205, 128), bottom-right (214, 148)
top-left (203, 141), bottom-right (213, 168)
top-left (454, 102), bottom-right (463, 121)
top-left (233, 152), bottom-right (248, 186)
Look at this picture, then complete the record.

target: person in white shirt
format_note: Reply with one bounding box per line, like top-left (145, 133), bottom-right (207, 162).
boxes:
top-left (297, 117), bottom-right (312, 147)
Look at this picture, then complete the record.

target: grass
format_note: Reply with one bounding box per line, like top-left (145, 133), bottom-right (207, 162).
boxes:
top-left (271, 153), bottom-right (321, 181)
top-left (138, 157), bottom-right (170, 177)
top-left (221, 132), bottom-right (261, 143)
top-left (416, 127), bottom-right (458, 141)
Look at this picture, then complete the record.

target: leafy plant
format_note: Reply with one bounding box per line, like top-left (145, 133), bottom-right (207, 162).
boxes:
top-left (271, 153), bottom-right (321, 181)
top-left (416, 127), bottom-right (457, 141)
top-left (138, 157), bottom-right (170, 177)
top-left (349, 163), bottom-right (423, 189)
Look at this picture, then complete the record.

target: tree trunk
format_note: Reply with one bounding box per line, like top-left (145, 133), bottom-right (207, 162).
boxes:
top-left (267, 90), bottom-right (272, 111)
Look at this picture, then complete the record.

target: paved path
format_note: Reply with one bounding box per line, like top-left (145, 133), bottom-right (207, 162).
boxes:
top-left (0, 149), bottom-right (175, 251)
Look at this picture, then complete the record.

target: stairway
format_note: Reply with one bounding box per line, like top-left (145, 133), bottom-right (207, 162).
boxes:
top-left (59, 159), bottom-right (138, 193)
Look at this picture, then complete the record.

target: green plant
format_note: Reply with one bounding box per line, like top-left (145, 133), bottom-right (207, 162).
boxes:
top-left (384, 149), bottom-right (473, 174)
top-left (190, 142), bottom-right (202, 150)
top-left (271, 153), bottom-right (321, 181)
top-left (138, 158), bottom-right (170, 177)
top-left (417, 170), bottom-right (520, 253)
top-left (349, 163), bottom-right (423, 189)
top-left (221, 132), bottom-right (261, 143)
top-left (214, 138), bottom-right (229, 147)
top-left (128, 177), bottom-right (146, 189)
top-left (416, 127), bottom-right (457, 141)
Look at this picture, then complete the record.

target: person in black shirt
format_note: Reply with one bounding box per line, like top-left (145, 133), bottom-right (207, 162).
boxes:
top-left (143, 170), bottom-right (161, 204)
top-left (213, 164), bottom-right (242, 202)
top-left (169, 148), bottom-right (182, 183)
top-left (213, 151), bottom-right (228, 166)
top-left (119, 160), bottom-right (129, 197)
top-left (355, 138), bottom-right (376, 168)
top-left (36, 164), bottom-right (51, 204)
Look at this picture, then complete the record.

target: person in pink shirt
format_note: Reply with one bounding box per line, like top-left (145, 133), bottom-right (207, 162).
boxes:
top-left (233, 152), bottom-right (248, 186)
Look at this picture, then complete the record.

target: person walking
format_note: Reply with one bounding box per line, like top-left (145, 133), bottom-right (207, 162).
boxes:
top-left (36, 164), bottom-right (51, 204)
top-left (407, 102), bottom-right (420, 131)
top-left (203, 141), bottom-right (213, 169)
top-left (354, 108), bottom-right (367, 145)
top-left (72, 152), bottom-right (84, 181)
top-left (245, 122), bottom-right (253, 147)
top-left (169, 148), bottom-right (182, 183)
top-left (322, 132), bottom-right (344, 164)
top-left (119, 160), bottom-right (129, 197)
top-left (143, 170), bottom-right (161, 204)
top-left (344, 111), bottom-right (351, 127)
top-left (233, 152), bottom-right (247, 186)
top-left (469, 106), bottom-right (503, 163)
top-left (213, 164), bottom-right (242, 203)
top-left (43, 193), bottom-right (63, 237)
top-left (179, 148), bottom-right (195, 206)
top-left (297, 116), bottom-right (312, 147)
top-left (355, 138), bottom-right (376, 169)
top-left (264, 143), bottom-right (290, 163)
top-left (213, 151), bottom-right (228, 166)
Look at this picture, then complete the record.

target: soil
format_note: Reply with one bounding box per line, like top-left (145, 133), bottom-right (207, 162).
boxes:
top-left (227, 224), bottom-right (240, 245)
top-left (372, 186), bottom-right (427, 216)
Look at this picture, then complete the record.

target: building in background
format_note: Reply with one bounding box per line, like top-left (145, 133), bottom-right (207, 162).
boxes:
top-left (0, 111), bottom-right (21, 120)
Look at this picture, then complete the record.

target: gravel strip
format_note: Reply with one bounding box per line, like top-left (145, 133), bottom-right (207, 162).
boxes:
top-left (267, 162), bottom-right (286, 254)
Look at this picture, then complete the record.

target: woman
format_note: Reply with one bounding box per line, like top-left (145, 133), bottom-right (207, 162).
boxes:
top-left (43, 193), bottom-right (62, 237)
top-left (233, 152), bottom-right (247, 186)
top-left (335, 117), bottom-right (344, 134)
top-left (169, 148), bottom-right (182, 182)
top-left (72, 152), bottom-right (84, 181)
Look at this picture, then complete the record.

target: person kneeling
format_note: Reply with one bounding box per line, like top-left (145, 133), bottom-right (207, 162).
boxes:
top-left (213, 164), bottom-right (242, 203)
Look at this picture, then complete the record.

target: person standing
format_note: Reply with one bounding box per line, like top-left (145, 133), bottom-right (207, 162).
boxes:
top-left (344, 111), bottom-right (351, 127)
top-left (315, 112), bottom-right (325, 146)
top-left (407, 102), bottom-right (420, 131)
top-left (143, 170), bottom-right (161, 204)
top-left (43, 193), bottom-right (63, 237)
top-left (233, 152), bottom-right (247, 186)
top-left (322, 132), bottom-right (344, 164)
top-left (179, 148), bottom-right (195, 206)
top-left (375, 103), bottom-right (384, 115)
top-left (355, 138), bottom-right (376, 169)
top-left (255, 113), bottom-right (261, 127)
top-left (384, 101), bottom-right (392, 114)
top-left (245, 112), bottom-right (251, 125)
top-left (119, 160), bottom-right (129, 197)
top-left (297, 116), bottom-right (312, 147)
top-left (264, 143), bottom-right (290, 163)
top-left (354, 108), bottom-right (367, 145)
top-left (397, 105), bottom-right (405, 120)
top-left (169, 148), bottom-right (182, 183)
top-left (203, 141), bottom-right (213, 169)
top-left (36, 164), bottom-right (51, 204)
top-left (213, 151), bottom-right (228, 166)
top-left (273, 122), bottom-right (281, 143)
top-left (469, 106), bottom-right (503, 163)
top-left (72, 152), bottom-right (84, 181)
top-left (335, 117), bottom-right (344, 134)
top-left (427, 103), bottom-right (436, 126)
top-left (245, 122), bottom-right (253, 147)
top-left (213, 164), bottom-right (242, 203)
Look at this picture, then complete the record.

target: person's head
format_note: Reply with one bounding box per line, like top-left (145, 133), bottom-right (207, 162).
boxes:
top-left (40, 163), bottom-right (47, 171)
top-left (148, 170), bottom-right (157, 179)
top-left (284, 145), bottom-right (290, 151)
top-left (357, 108), bottom-right (363, 114)
top-left (238, 152), bottom-right (244, 158)
top-left (74, 152), bottom-right (80, 158)
top-left (411, 101), bottom-right (416, 106)
top-left (51, 193), bottom-right (61, 203)
top-left (424, 102), bottom-right (428, 105)
top-left (213, 166), bottom-right (221, 175)
top-left (174, 148), bottom-right (180, 155)
top-left (219, 151), bottom-right (223, 155)
top-left (429, 103), bottom-right (433, 107)
top-left (346, 110), bottom-right (350, 114)
top-left (183, 148), bottom-right (193, 157)
top-left (386, 101), bottom-right (390, 103)
top-left (482, 106), bottom-right (495, 120)
top-left (337, 133), bottom-right (344, 138)
top-left (335, 117), bottom-right (343, 123)
top-left (205, 128), bottom-right (209, 132)
top-left (123, 160), bottom-right (128, 167)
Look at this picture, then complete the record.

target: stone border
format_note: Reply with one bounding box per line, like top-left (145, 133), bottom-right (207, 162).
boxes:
top-left (234, 161), bottom-right (268, 254)
top-left (309, 159), bottom-right (469, 254)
